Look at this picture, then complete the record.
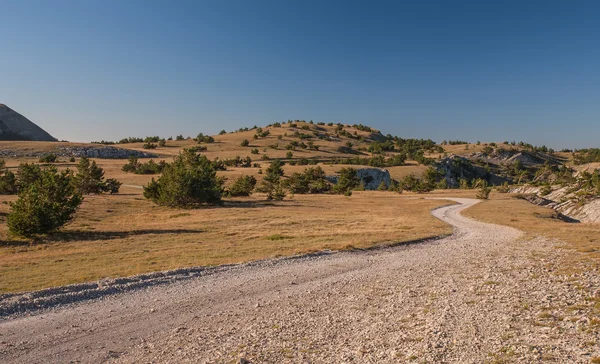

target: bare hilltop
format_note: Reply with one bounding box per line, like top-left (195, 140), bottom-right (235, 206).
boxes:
top-left (0, 104), bottom-right (56, 141)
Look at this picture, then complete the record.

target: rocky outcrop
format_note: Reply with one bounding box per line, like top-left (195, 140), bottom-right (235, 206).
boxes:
top-left (436, 155), bottom-right (509, 188)
top-left (511, 185), bottom-right (600, 223)
top-left (59, 146), bottom-right (157, 159)
top-left (0, 104), bottom-right (56, 141)
top-left (0, 146), bottom-right (157, 159)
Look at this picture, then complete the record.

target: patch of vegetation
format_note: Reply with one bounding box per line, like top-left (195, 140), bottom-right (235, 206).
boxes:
top-left (399, 173), bottom-right (434, 193)
top-left (283, 166), bottom-right (331, 194)
top-left (265, 234), bottom-right (292, 241)
top-left (226, 175), bottom-right (257, 197)
top-left (39, 153), bottom-right (58, 163)
top-left (333, 168), bottom-right (361, 196)
top-left (257, 160), bottom-right (286, 200)
top-left (254, 127), bottom-right (270, 139)
top-left (143, 149), bottom-right (224, 208)
top-left (122, 157), bottom-right (167, 174)
top-left (7, 166), bottom-right (83, 237)
top-left (475, 179), bottom-right (491, 199)
top-left (73, 157), bottom-right (121, 194)
top-left (573, 148), bottom-right (600, 165)
top-left (195, 133), bottom-right (215, 143)
top-left (0, 159), bottom-right (17, 194)
top-left (143, 142), bottom-right (157, 149)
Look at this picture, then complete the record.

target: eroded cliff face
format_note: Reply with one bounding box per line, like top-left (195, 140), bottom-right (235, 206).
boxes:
top-left (0, 104), bottom-right (56, 141)
top-left (511, 185), bottom-right (600, 223)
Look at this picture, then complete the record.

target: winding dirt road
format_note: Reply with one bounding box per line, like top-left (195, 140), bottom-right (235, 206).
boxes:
top-left (1, 198), bottom-right (599, 363)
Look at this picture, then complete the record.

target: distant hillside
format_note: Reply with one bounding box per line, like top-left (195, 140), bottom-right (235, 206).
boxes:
top-left (0, 104), bottom-right (56, 141)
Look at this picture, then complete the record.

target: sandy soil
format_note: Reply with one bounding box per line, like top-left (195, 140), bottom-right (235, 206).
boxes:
top-left (1, 198), bottom-right (599, 363)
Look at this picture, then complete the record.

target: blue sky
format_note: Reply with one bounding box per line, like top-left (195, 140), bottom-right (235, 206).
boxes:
top-left (1, 0), bottom-right (599, 149)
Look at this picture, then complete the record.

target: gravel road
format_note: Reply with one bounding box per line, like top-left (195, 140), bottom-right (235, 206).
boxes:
top-left (1, 198), bottom-right (599, 363)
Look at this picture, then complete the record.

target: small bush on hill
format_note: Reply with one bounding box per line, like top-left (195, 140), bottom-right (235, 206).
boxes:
top-left (240, 139), bottom-right (250, 147)
top-left (143, 142), bottom-right (157, 149)
top-left (195, 133), bottom-right (215, 143)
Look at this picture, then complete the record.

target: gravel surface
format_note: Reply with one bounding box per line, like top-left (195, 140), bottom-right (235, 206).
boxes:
top-left (1, 198), bottom-right (599, 363)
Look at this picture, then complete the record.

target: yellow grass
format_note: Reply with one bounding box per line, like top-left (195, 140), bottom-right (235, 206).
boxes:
top-left (462, 193), bottom-right (600, 265)
top-left (0, 191), bottom-right (452, 293)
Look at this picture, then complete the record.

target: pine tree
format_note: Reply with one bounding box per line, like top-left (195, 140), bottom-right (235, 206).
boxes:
top-left (143, 149), bottom-right (223, 207)
top-left (72, 156), bottom-right (107, 194)
top-left (260, 160), bottom-right (285, 200)
top-left (7, 166), bottom-right (82, 237)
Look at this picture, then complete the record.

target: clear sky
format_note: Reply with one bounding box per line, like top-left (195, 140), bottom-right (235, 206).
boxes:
top-left (1, 0), bottom-right (599, 149)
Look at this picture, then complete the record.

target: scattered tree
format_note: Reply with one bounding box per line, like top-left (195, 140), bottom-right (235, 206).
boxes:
top-left (333, 168), bottom-right (361, 196)
top-left (7, 166), bottom-right (83, 237)
top-left (143, 149), bottom-right (224, 208)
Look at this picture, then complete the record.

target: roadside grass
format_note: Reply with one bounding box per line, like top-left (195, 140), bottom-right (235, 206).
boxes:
top-left (462, 193), bottom-right (600, 269)
top-left (0, 191), bottom-right (451, 293)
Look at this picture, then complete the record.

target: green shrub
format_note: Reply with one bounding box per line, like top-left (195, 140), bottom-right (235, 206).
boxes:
top-left (105, 178), bottom-right (122, 194)
top-left (39, 153), bottom-right (58, 163)
top-left (17, 163), bottom-right (42, 190)
top-left (227, 175), bottom-right (257, 197)
top-left (0, 160), bottom-right (17, 194)
top-left (258, 160), bottom-right (286, 200)
top-left (7, 166), bottom-right (82, 237)
top-left (400, 173), bottom-right (433, 193)
top-left (195, 133), bottom-right (215, 143)
top-left (143, 142), bottom-right (157, 149)
top-left (539, 184), bottom-right (552, 196)
top-left (240, 139), bottom-right (250, 147)
top-left (69, 156), bottom-right (76, 163)
top-left (333, 168), bottom-right (360, 195)
top-left (143, 149), bottom-right (224, 208)
top-left (132, 159), bottom-right (167, 174)
top-left (496, 181), bottom-right (510, 193)
top-left (283, 166), bottom-right (331, 194)
top-left (72, 157), bottom-right (108, 194)
top-left (476, 180), bottom-right (491, 200)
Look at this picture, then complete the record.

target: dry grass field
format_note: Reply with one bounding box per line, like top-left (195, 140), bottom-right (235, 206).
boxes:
top-left (0, 124), bottom-right (597, 294)
top-left (0, 189), bottom-right (452, 293)
top-left (462, 193), bottom-right (600, 268)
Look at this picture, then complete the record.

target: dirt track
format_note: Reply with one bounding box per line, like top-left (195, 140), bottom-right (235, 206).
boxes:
top-left (1, 198), bottom-right (599, 363)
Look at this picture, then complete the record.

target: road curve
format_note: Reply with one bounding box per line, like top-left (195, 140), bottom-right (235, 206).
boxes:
top-left (0, 199), bottom-right (534, 362)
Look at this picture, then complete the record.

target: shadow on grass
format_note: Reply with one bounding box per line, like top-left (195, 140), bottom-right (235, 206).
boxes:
top-left (213, 200), bottom-right (302, 209)
top-left (0, 228), bottom-right (206, 246)
top-left (50, 228), bottom-right (206, 242)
